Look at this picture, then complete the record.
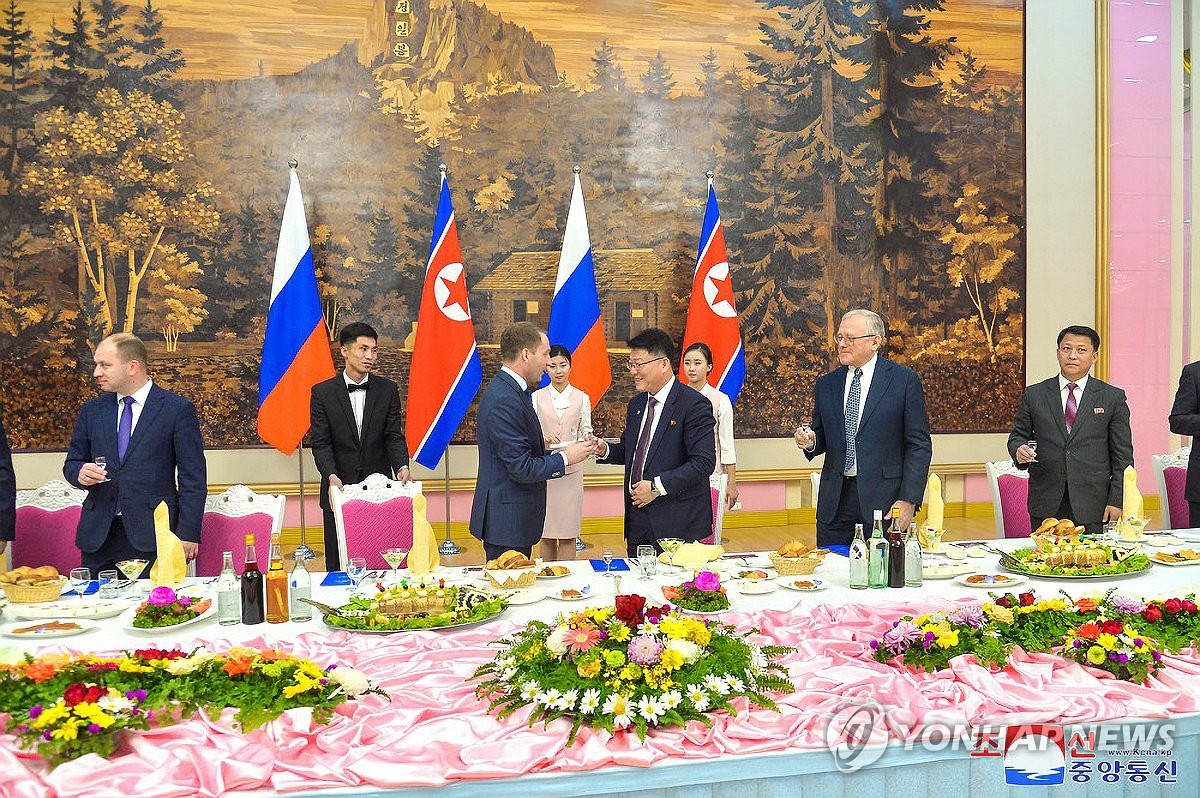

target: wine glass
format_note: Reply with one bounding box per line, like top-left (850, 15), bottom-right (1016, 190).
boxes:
top-left (659, 538), bottom-right (684, 572)
top-left (346, 557), bottom-right (367, 597)
top-left (602, 548), bottom-right (614, 577)
top-left (381, 547), bottom-right (409, 585)
top-left (117, 558), bottom-right (148, 595)
top-left (636, 545), bottom-right (657, 580)
top-left (69, 567), bottom-right (91, 600)
top-left (94, 456), bottom-right (109, 482)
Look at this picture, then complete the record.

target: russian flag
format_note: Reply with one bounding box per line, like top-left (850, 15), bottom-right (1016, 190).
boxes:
top-left (543, 169), bottom-right (611, 407)
top-left (679, 177), bottom-right (745, 403)
top-left (258, 167), bottom-right (335, 454)
top-left (406, 171), bottom-right (483, 470)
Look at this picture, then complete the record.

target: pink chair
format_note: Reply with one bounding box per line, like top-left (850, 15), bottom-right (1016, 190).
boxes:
top-left (194, 485), bottom-right (285, 576)
top-left (12, 480), bottom-right (86, 575)
top-left (1152, 447), bottom-right (1191, 530)
top-left (986, 460), bottom-right (1032, 538)
top-left (329, 473), bottom-right (419, 571)
top-left (699, 473), bottom-right (728, 545)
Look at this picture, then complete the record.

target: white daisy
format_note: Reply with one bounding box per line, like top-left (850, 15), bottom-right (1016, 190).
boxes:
top-left (686, 685), bottom-right (711, 712)
top-left (613, 708), bottom-right (634, 729)
top-left (520, 681), bottom-right (541, 701)
top-left (602, 692), bottom-right (627, 716)
top-left (637, 694), bottom-right (665, 724)
top-left (749, 646), bottom-right (768, 673)
top-left (725, 675), bottom-right (745, 692)
top-left (637, 621), bottom-right (659, 636)
top-left (542, 687), bottom-right (563, 708)
top-left (703, 674), bottom-right (729, 695)
top-left (558, 689), bottom-right (579, 711)
top-left (499, 666), bottom-right (518, 682)
top-left (665, 638), bottom-right (703, 664)
top-left (579, 688), bottom-right (602, 714)
top-left (661, 690), bottom-right (682, 711)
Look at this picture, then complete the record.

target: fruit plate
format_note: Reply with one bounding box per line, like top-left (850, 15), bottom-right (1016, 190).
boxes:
top-left (777, 577), bottom-right (827, 591)
top-left (2, 619), bottom-right (96, 639)
top-left (125, 603), bottom-right (216, 633)
top-left (11, 599), bottom-right (134, 621)
top-left (954, 573), bottom-right (1026, 588)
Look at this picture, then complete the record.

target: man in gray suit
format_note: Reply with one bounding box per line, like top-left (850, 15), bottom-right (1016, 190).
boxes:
top-left (1008, 325), bottom-right (1133, 534)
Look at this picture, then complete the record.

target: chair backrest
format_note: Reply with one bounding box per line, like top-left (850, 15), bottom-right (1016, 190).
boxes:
top-left (985, 460), bottom-right (1031, 539)
top-left (810, 472), bottom-right (821, 512)
top-left (195, 485), bottom-right (286, 577)
top-left (700, 473), bottom-right (728, 545)
top-left (1152, 447), bottom-right (1191, 530)
top-left (12, 479), bottom-right (86, 574)
top-left (329, 473), bottom-right (420, 571)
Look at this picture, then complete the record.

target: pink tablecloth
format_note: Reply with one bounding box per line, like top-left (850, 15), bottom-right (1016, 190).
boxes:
top-left (5, 597), bottom-right (1200, 797)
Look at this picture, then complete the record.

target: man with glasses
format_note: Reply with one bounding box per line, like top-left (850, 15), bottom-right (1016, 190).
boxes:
top-left (795, 310), bottom-right (932, 546)
top-left (596, 328), bottom-right (716, 555)
top-left (1009, 325), bottom-right (1132, 534)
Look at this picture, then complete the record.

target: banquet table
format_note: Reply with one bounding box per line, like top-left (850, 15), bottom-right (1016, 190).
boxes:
top-left (3, 535), bottom-right (1200, 798)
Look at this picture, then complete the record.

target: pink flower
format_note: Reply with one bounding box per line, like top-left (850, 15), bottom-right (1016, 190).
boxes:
top-left (627, 634), bottom-right (664, 666)
top-left (147, 586), bottom-right (177, 606)
top-left (566, 625), bottom-right (603, 654)
top-left (693, 570), bottom-right (721, 592)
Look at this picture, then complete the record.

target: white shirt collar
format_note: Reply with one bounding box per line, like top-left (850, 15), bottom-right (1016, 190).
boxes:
top-left (119, 379), bottom-right (154, 406)
top-left (343, 371), bottom-right (368, 388)
top-left (649, 377), bottom-right (675, 406)
top-left (1058, 373), bottom-right (1089, 394)
top-left (502, 365), bottom-right (529, 392)
top-left (848, 353), bottom-right (879, 380)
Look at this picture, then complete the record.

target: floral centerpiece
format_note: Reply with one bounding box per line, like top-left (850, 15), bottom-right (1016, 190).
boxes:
top-left (870, 605), bottom-right (1012, 671)
top-left (661, 570), bottom-right (730, 612)
top-left (1061, 618), bottom-right (1162, 684)
top-left (472, 594), bottom-right (791, 744)
top-left (0, 646), bottom-right (383, 767)
top-left (132, 586), bottom-right (211, 628)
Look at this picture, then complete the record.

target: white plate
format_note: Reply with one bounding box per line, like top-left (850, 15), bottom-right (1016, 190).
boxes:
top-left (954, 573), bottom-right (1026, 588)
top-left (126, 601), bottom-right (216, 633)
top-left (1150, 550), bottom-right (1200, 567)
top-left (536, 567), bottom-right (573, 579)
top-left (2, 619), bottom-right (97, 639)
top-left (1143, 536), bottom-right (1185, 547)
top-left (922, 562), bottom-right (974, 579)
top-left (733, 579), bottom-right (778, 595)
top-left (11, 599), bottom-right (135, 621)
top-left (777, 577), bottom-right (827, 591)
top-left (500, 589), bottom-right (543, 605)
top-left (549, 586), bottom-right (594, 601)
top-left (677, 606), bottom-right (731, 616)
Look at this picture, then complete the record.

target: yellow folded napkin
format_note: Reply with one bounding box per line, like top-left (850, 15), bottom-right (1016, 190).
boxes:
top-left (924, 473), bottom-right (944, 531)
top-left (405, 492), bottom-right (440, 576)
top-left (662, 542), bottom-right (724, 570)
top-left (1121, 465), bottom-right (1143, 521)
top-left (149, 501), bottom-right (186, 587)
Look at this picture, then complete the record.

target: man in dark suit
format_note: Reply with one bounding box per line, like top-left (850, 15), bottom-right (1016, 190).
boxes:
top-left (310, 321), bottom-right (411, 571)
top-left (64, 334), bottom-right (207, 577)
top-left (795, 310), bottom-right (932, 547)
top-left (0, 408), bottom-right (14, 556)
top-left (596, 328), bottom-right (716, 555)
top-left (470, 322), bottom-right (597, 561)
top-left (1169, 360), bottom-right (1200, 528)
top-left (1009, 325), bottom-right (1133, 534)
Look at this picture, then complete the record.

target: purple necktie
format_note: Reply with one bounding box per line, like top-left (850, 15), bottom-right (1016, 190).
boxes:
top-left (1064, 383), bottom-right (1078, 434)
top-left (118, 395), bottom-right (134, 463)
top-left (630, 395), bottom-right (658, 485)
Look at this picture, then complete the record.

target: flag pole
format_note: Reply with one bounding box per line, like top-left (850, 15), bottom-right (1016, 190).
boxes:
top-left (295, 448), bottom-right (315, 561)
top-left (438, 446), bottom-right (461, 556)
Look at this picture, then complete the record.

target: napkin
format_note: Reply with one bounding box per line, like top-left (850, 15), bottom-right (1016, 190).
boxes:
top-left (405, 491), bottom-right (440, 576)
top-left (924, 473), bottom-right (944, 531)
top-left (663, 542), bottom-right (724, 569)
top-left (148, 501), bottom-right (186, 587)
top-left (1121, 465), bottom-right (1143, 520)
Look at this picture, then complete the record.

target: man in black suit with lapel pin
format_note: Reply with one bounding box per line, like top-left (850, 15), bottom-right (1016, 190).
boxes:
top-left (310, 322), bottom-right (411, 571)
top-left (1009, 325), bottom-right (1134, 534)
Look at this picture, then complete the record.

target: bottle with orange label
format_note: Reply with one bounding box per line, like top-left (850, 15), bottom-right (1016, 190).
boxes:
top-left (264, 532), bottom-right (289, 623)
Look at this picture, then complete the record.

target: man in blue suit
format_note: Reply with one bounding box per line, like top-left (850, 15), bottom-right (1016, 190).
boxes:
top-left (795, 310), bottom-right (932, 547)
top-left (64, 334), bottom-right (207, 577)
top-left (470, 322), bottom-right (597, 562)
top-left (597, 328), bottom-right (716, 555)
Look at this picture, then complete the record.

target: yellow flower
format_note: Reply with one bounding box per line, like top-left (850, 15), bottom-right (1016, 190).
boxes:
top-left (577, 658), bottom-right (602, 678)
top-left (686, 620), bottom-right (711, 647)
top-left (73, 703), bottom-right (115, 728)
top-left (297, 660), bottom-right (325, 680)
top-left (1087, 646), bottom-right (1108, 665)
top-left (118, 659), bottom-right (155, 673)
top-left (913, 614), bottom-right (931, 626)
top-left (659, 618), bottom-right (688, 640)
top-left (935, 631), bottom-right (960, 649)
top-left (259, 662), bottom-right (284, 678)
top-left (659, 649), bottom-right (684, 671)
top-left (283, 674), bottom-right (320, 698)
top-left (32, 703), bottom-right (70, 729)
top-left (619, 665), bottom-right (640, 681)
top-left (607, 623), bottom-right (631, 643)
top-left (51, 721), bottom-right (80, 741)
top-left (983, 603), bottom-right (1014, 624)
top-left (1096, 634), bottom-right (1118, 651)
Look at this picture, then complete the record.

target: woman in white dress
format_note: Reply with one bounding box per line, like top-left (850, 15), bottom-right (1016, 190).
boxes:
top-left (532, 345), bottom-right (592, 561)
top-left (681, 342), bottom-right (738, 510)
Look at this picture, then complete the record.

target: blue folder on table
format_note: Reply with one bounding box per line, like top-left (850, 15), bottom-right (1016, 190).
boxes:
top-left (62, 578), bottom-right (108, 597)
top-left (320, 571), bottom-right (353, 586)
top-left (589, 558), bottom-right (630, 572)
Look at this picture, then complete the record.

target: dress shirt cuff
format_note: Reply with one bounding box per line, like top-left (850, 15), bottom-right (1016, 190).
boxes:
top-left (557, 451), bottom-right (569, 469)
top-left (654, 477), bottom-right (667, 496)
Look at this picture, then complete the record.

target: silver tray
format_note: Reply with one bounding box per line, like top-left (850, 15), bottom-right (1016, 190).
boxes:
top-left (321, 606), bottom-right (505, 634)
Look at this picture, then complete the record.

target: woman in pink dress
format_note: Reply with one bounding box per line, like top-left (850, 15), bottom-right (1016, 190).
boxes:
top-left (532, 345), bottom-right (592, 561)
top-left (682, 342), bottom-right (738, 510)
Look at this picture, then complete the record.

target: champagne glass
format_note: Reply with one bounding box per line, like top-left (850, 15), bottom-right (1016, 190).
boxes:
top-left (602, 548), bottom-right (614, 577)
top-left (117, 558), bottom-right (148, 595)
top-left (94, 456), bottom-right (109, 482)
top-left (69, 567), bottom-right (90, 599)
top-left (659, 538), bottom-right (684, 572)
top-left (381, 547), bottom-right (409, 585)
top-left (346, 557), bottom-right (367, 597)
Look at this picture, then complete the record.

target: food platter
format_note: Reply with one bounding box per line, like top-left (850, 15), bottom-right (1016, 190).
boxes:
top-left (1, 619), bottom-right (96, 639)
top-left (126, 603), bottom-right (216, 633)
top-left (549, 586), bottom-right (594, 601)
top-left (320, 586), bottom-right (507, 633)
top-left (323, 608), bottom-right (504, 634)
top-left (997, 546), bottom-right (1153, 580)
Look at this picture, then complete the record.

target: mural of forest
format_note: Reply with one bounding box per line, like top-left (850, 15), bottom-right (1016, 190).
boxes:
top-left (0, 0), bottom-right (1025, 451)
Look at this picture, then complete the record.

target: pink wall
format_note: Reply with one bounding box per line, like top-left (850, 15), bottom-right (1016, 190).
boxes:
top-left (1107, 0), bottom-right (1174, 491)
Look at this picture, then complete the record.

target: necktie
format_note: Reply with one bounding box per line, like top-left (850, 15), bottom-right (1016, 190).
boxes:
top-left (347, 382), bottom-right (367, 393)
top-left (1065, 382), bottom-right (1078, 434)
top-left (844, 368), bottom-right (863, 474)
top-left (630, 395), bottom-right (658, 485)
top-left (117, 395), bottom-right (134, 463)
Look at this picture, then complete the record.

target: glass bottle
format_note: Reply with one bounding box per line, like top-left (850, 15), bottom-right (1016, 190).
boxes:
top-left (216, 551), bottom-right (240, 626)
top-left (905, 522), bottom-right (924, 587)
top-left (867, 509), bottom-right (887, 588)
top-left (289, 551), bottom-right (313, 622)
top-left (265, 532), bottom-right (289, 624)
top-left (848, 523), bottom-right (868, 589)
top-left (240, 533), bottom-right (265, 625)
top-left (887, 508), bottom-right (906, 588)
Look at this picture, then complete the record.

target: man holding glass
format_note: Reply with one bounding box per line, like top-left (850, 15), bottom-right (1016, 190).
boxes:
top-left (794, 310), bottom-right (932, 547)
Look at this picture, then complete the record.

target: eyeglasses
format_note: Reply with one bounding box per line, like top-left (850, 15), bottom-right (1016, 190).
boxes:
top-left (834, 334), bottom-right (878, 345)
top-left (626, 356), bottom-right (668, 371)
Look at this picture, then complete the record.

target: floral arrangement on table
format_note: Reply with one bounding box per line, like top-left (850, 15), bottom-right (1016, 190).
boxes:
top-left (0, 645), bottom-right (383, 767)
top-left (660, 570), bottom-right (731, 613)
top-left (131, 586), bottom-right (212, 628)
top-left (472, 593), bottom-right (792, 744)
top-left (869, 588), bottom-right (1200, 685)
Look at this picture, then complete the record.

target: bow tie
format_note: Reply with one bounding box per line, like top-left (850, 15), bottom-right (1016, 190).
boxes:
top-left (347, 382), bottom-right (368, 393)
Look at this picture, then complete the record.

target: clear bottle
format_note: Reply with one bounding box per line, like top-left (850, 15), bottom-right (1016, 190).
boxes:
top-left (887, 508), bottom-right (906, 588)
top-left (905, 522), bottom-right (924, 587)
top-left (240, 533), bottom-right (265, 625)
top-left (289, 552), bottom-right (313, 622)
top-left (216, 551), bottom-right (240, 626)
top-left (265, 532), bottom-right (289, 624)
top-left (848, 523), bottom-right (868, 589)
top-left (867, 509), bottom-right (888, 588)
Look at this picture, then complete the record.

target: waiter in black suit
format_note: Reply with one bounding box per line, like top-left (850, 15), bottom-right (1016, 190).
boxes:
top-left (310, 322), bottom-right (410, 571)
top-left (1169, 359), bottom-right (1200, 527)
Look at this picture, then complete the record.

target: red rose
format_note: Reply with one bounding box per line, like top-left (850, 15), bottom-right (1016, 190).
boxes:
top-left (83, 685), bottom-right (106, 704)
top-left (1142, 606), bottom-right (1163, 623)
top-left (1100, 620), bottom-right (1124, 635)
top-left (63, 683), bottom-right (88, 707)
top-left (1164, 598), bottom-right (1184, 615)
top-left (1019, 592), bottom-right (1035, 607)
top-left (614, 594), bottom-right (647, 626)
top-left (995, 596), bottom-right (1012, 608)
top-left (1184, 600), bottom-right (1198, 614)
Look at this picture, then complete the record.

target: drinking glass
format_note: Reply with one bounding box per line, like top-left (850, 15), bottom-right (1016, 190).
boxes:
top-left (381, 548), bottom-right (409, 584)
top-left (659, 538), bottom-right (684, 571)
top-left (69, 567), bottom-right (90, 599)
top-left (117, 558), bottom-right (148, 595)
top-left (636, 545), bottom-right (657, 580)
top-left (1103, 520), bottom-right (1118, 545)
top-left (98, 569), bottom-right (120, 599)
top-left (94, 456), bottom-right (109, 482)
top-left (1026, 440), bottom-right (1038, 462)
top-left (346, 557), bottom-right (368, 596)
top-left (602, 548), bottom-right (614, 577)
